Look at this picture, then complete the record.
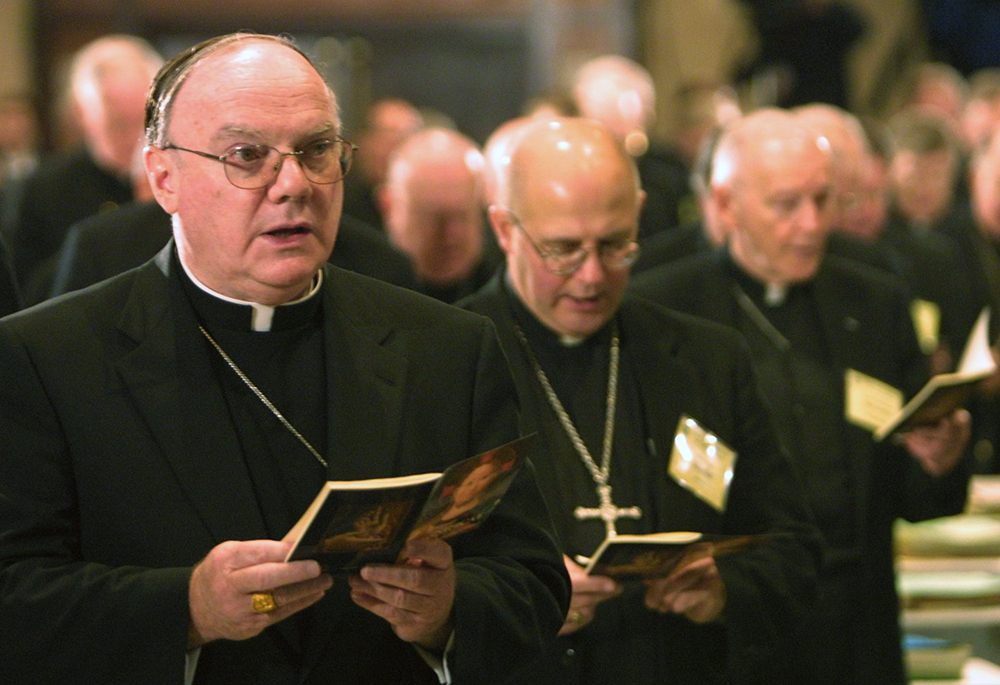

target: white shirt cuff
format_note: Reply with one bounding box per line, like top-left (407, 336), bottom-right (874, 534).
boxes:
top-left (412, 631), bottom-right (456, 684)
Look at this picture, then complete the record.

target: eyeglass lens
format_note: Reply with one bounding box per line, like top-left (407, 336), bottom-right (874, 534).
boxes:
top-left (223, 140), bottom-right (353, 188)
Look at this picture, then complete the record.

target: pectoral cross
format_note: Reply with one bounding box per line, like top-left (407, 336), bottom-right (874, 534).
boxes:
top-left (573, 484), bottom-right (642, 537)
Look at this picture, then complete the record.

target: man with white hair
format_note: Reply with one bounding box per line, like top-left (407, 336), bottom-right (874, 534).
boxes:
top-left (633, 108), bottom-right (971, 684)
top-left (7, 35), bottom-right (163, 291)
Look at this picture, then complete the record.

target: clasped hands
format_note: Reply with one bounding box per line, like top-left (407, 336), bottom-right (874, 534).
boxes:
top-left (188, 537), bottom-right (455, 651)
top-left (558, 554), bottom-right (726, 636)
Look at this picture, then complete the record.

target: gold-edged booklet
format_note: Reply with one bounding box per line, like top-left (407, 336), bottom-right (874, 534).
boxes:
top-left (580, 531), bottom-right (761, 581)
top-left (283, 434), bottom-right (533, 573)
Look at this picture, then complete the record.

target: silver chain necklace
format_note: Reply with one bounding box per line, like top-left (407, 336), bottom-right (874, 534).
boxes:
top-left (199, 325), bottom-right (328, 469)
top-left (513, 324), bottom-right (640, 537)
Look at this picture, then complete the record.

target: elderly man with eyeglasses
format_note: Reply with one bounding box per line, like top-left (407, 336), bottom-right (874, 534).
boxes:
top-left (0, 33), bottom-right (569, 685)
top-left (460, 117), bottom-right (822, 684)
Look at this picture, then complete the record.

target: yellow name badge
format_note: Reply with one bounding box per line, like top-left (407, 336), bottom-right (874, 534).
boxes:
top-left (910, 299), bottom-right (941, 355)
top-left (844, 369), bottom-right (903, 433)
top-left (668, 415), bottom-right (737, 512)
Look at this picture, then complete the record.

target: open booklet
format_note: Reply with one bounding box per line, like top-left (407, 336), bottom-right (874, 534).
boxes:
top-left (283, 434), bottom-right (534, 573)
top-left (874, 307), bottom-right (997, 442)
top-left (575, 531), bottom-right (763, 582)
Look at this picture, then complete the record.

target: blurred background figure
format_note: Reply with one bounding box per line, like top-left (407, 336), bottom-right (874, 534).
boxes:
top-left (962, 68), bottom-right (1000, 153)
top-left (886, 110), bottom-right (961, 232)
top-left (342, 97), bottom-right (424, 231)
top-left (737, 0), bottom-right (865, 109)
top-left (572, 54), bottom-right (691, 239)
top-left (900, 62), bottom-right (968, 143)
top-left (4, 34), bottom-right (162, 300)
top-left (521, 88), bottom-right (579, 120)
top-left (0, 94), bottom-right (39, 188)
top-left (380, 127), bottom-right (499, 302)
top-left (631, 125), bottom-right (728, 273)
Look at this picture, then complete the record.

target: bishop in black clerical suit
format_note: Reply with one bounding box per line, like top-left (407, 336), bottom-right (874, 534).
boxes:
top-left (0, 243), bottom-right (569, 684)
top-left (632, 110), bottom-right (971, 684)
top-left (0, 33), bottom-right (570, 685)
top-left (464, 276), bottom-right (821, 683)
top-left (465, 116), bottom-right (821, 684)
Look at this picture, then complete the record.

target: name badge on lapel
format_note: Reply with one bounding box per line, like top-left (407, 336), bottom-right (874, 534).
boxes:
top-left (668, 415), bottom-right (736, 512)
top-left (910, 299), bottom-right (941, 355)
top-left (844, 369), bottom-right (902, 432)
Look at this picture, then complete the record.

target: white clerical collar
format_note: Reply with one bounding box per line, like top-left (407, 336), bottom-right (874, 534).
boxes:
top-left (764, 282), bottom-right (788, 307)
top-left (559, 334), bottom-right (586, 347)
top-left (177, 254), bottom-right (323, 332)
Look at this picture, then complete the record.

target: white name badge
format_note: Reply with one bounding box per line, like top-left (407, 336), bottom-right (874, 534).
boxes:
top-left (844, 369), bottom-right (903, 433)
top-left (668, 415), bottom-right (736, 512)
top-left (910, 299), bottom-right (942, 355)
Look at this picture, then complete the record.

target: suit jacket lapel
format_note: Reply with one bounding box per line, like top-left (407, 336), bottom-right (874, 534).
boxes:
top-left (114, 249), bottom-right (269, 544)
top-left (320, 268), bottom-right (408, 482)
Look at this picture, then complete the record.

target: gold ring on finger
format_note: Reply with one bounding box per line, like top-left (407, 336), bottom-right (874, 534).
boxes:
top-left (251, 591), bottom-right (277, 614)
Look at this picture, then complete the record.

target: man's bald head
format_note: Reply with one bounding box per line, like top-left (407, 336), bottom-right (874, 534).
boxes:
top-left (500, 117), bottom-right (641, 221)
top-left (380, 128), bottom-right (485, 285)
top-left (482, 116), bottom-right (544, 207)
top-left (490, 117), bottom-right (643, 339)
top-left (572, 55), bottom-right (656, 156)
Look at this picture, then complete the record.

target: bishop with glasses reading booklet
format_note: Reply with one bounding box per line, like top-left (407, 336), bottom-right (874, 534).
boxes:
top-left (461, 117), bottom-right (821, 684)
top-left (0, 34), bottom-right (570, 685)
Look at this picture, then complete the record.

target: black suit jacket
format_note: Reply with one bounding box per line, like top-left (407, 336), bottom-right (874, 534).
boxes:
top-left (0, 232), bottom-right (21, 317)
top-left (462, 275), bottom-right (821, 684)
top-left (631, 251), bottom-right (972, 683)
top-left (7, 146), bottom-right (133, 285)
top-left (0, 247), bottom-right (569, 684)
top-left (50, 201), bottom-right (418, 298)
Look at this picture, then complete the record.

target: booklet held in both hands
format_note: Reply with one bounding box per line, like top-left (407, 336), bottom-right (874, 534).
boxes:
top-left (874, 308), bottom-right (996, 442)
top-left (283, 434), bottom-right (533, 573)
top-left (577, 531), bottom-right (762, 581)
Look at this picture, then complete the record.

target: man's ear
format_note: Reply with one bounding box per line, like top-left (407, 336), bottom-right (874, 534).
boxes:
top-left (376, 184), bottom-right (392, 224)
top-left (711, 182), bottom-right (736, 238)
top-left (144, 145), bottom-right (179, 214)
top-left (488, 205), bottom-right (515, 254)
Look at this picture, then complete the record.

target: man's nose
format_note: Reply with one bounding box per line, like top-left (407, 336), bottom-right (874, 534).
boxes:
top-left (268, 154), bottom-right (311, 201)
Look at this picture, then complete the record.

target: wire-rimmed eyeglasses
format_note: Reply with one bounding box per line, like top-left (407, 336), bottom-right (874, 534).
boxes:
top-left (507, 211), bottom-right (640, 276)
top-left (162, 137), bottom-right (357, 189)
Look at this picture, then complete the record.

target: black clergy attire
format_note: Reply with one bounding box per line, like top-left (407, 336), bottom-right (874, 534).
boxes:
top-left (6, 146), bottom-right (133, 287)
top-left (48, 201), bottom-right (419, 300)
top-left (635, 144), bottom-right (693, 240)
top-left (878, 213), bottom-right (981, 370)
top-left (0, 243), bottom-right (570, 684)
top-left (0, 232), bottom-right (21, 317)
top-left (933, 202), bottom-right (1000, 471)
top-left (631, 250), bottom-right (973, 684)
top-left (461, 273), bottom-right (822, 684)
top-left (630, 219), bottom-right (715, 275)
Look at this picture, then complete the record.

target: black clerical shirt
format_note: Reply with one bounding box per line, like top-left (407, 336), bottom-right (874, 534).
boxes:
top-left (177, 255), bottom-right (328, 540)
top-left (725, 258), bottom-right (860, 564)
top-left (501, 281), bottom-right (656, 558)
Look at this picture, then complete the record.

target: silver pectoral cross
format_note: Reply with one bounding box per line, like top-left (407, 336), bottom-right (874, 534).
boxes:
top-left (573, 484), bottom-right (642, 537)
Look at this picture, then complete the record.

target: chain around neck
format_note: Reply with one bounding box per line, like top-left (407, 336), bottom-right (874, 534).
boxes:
top-left (513, 323), bottom-right (621, 529)
top-left (199, 325), bottom-right (328, 469)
